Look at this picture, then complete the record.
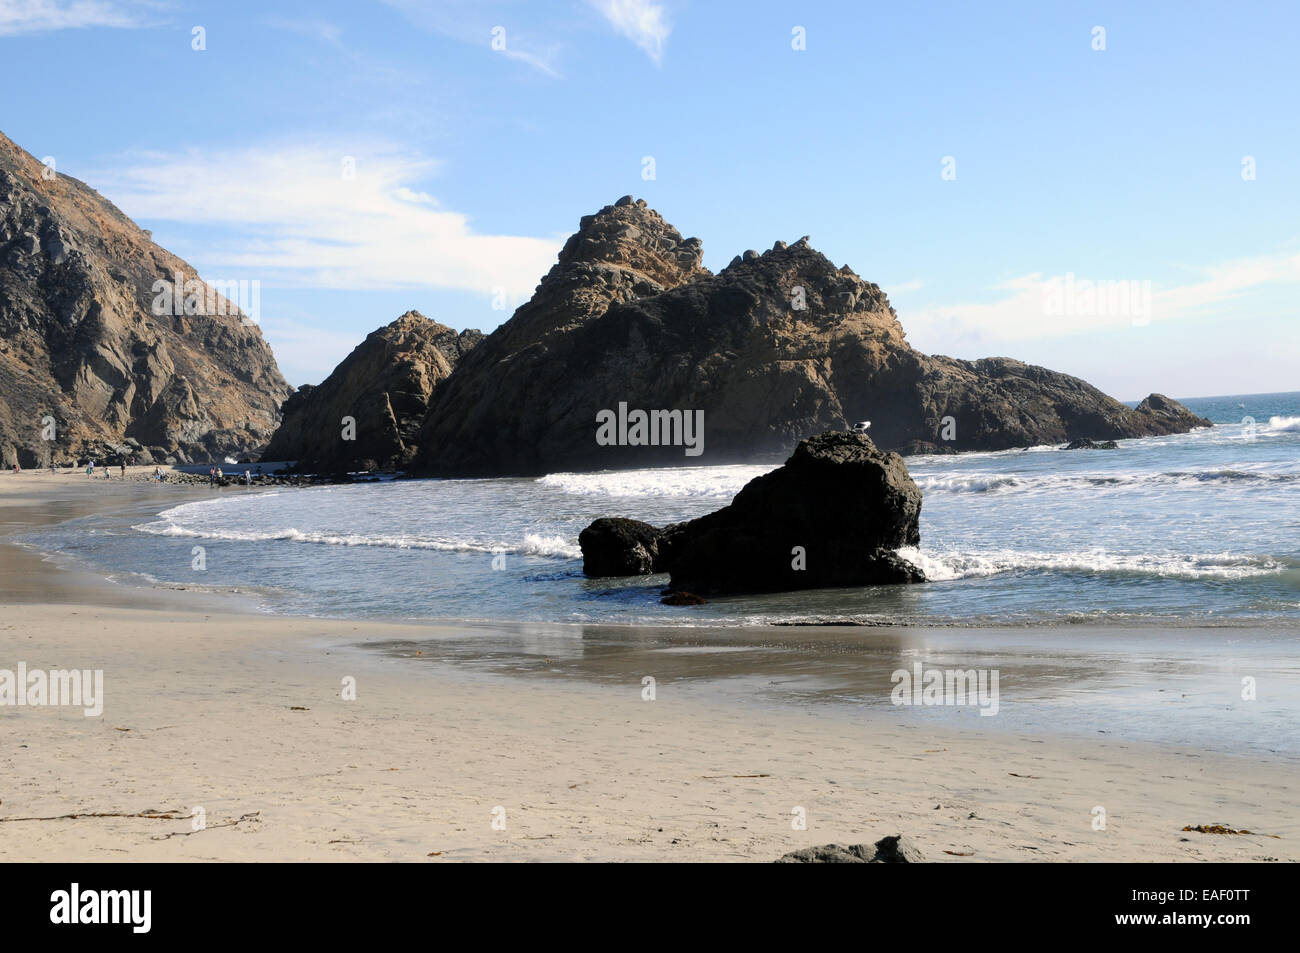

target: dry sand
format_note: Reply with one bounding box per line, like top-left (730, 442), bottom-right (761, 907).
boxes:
top-left (0, 469), bottom-right (1295, 862)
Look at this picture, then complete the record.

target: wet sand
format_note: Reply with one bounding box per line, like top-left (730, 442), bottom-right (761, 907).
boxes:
top-left (0, 469), bottom-right (1296, 861)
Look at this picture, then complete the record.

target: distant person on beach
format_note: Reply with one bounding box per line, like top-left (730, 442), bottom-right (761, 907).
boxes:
top-left (208, 466), bottom-right (215, 486)
top-left (244, 469), bottom-right (252, 486)
top-left (120, 461), bottom-right (126, 477)
top-left (87, 460), bottom-right (94, 478)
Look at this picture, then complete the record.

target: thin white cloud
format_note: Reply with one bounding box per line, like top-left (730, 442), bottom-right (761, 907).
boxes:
top-left (0, 0), bottom-right (150, 35)
top-left (262, 15), bottom-right (344, 48)
top-left (902, 251), bottom-right (1300, 350)
top-left (379, 0), bottom-right (562, 77)
top-left (588, 0), bottom-right (670, 65)
top-left (88, 141), bottom-right (562, 297)
top-left (499, 44), bottom-right (561, 77)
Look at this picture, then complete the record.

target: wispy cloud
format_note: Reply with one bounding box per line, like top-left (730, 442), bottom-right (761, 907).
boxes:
top-left (903, 251), bottom-right (1300, 351)
top-left (262, 15), bottom-right (344, 48)
top-left (379, 0), bottom-right (562, 77)
top-left (0, 0), bottom-right (152, 36)
top-left (588, 0), bottom-right (670, 65)
top-left (88, 141), bottom-right (562, 296)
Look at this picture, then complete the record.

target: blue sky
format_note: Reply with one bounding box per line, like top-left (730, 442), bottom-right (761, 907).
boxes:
top-left (2, 0), bottom-right (1297, 399)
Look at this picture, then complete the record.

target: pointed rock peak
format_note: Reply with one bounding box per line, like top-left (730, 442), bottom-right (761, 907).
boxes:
top-left (713, 235), bottom-right (897, 324)
top-left (365, 311), bottom-right (480, 357)
top-left (384, 309), bottom-right (450, 333)
top-left (554, 197), bottom-right (709, 288)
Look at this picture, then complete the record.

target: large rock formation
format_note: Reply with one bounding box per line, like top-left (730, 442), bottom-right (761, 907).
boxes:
top-left (411, 196), bottom-right (709, 475)
top-left (261, 311), bottom-right (481, 471)
top-left (578, 431), bottom-right (926, 595)
top-left (411, 197), bottom-right (1210, 476)
top-left (0, 130), bottom-right (290, 467)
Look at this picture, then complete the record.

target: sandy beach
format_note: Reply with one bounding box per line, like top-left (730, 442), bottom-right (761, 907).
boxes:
top-left (1, 469), bottom-right (1295, 862)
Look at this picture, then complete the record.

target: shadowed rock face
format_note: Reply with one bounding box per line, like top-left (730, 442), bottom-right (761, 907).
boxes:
top-left (410, 198), bottom-right (1210, 477)
top-left (0, 130), bottom-right (290, 468)
top-left (411, 197), bottom-right (710, 475)
top-left (262, 311), bottom-right (481, 471)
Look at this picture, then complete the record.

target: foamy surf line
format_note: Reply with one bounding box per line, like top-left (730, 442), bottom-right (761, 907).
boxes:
top-left (895, 546), bottom-right (1291, 581)
top-left (912, 468), bottom-right (1300, 495)
top-left (131, 521), bottom-right (581, 559)
top-left (535, 465), bottom-right (776, 498)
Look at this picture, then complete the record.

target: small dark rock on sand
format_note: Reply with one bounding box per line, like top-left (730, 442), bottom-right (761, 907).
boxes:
top-left (775, 834), bottom-right (924, 864)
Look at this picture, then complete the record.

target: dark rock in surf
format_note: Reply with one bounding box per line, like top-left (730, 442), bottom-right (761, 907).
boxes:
top-left (1134, 393), bottom-right (1212, 431)
top-left (659, 431), bottom-right (924, 595)
top-left (577, 516), bottom-right (665, 576)
top-left (1061, 438), bottom-right (1119, 450)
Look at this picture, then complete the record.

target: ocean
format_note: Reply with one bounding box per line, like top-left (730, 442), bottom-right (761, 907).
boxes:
top-left (21, 391), bottom-right (1300, 629)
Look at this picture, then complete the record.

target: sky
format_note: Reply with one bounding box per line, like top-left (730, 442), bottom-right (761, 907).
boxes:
top-left (1, 0), bottom-right (1297, 399)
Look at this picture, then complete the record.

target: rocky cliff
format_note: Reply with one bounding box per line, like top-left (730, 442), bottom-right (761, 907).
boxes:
top-left (0, 130), bottom-right (290, 467)
top-left (410, 197), bottom-right (1210, 476)
top-left (261, 311), bottom-right (481, 471)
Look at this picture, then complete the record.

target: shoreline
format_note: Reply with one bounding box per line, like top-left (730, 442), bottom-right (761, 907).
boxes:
top-left (2, 470), bottom-right (1298, 861)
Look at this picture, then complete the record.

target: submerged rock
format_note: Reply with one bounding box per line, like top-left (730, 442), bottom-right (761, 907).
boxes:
top-left (659, 590), bottom-right (706, 605)
top-left (775, 834), bottom-right (925, 864)
top-left (1061, 438), bottom-right (1119, 450)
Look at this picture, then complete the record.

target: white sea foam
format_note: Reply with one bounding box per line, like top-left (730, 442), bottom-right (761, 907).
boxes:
top-left (895, 546), bottom-right (1288, 581)
top-left (1267, 415), bottom-right (1300, 433)
top-left (132, 520), bottom-right (581, 559)
top-left (912, 468), bottom-right (1300, 495)
top-left (535, 465), bottom-right (775, 499)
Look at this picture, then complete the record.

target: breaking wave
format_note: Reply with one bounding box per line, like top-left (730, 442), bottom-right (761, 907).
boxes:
top-left (1267, 415), bottom-right (1300, 433)
top-left (535, 465), bottom-right (774, 499)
